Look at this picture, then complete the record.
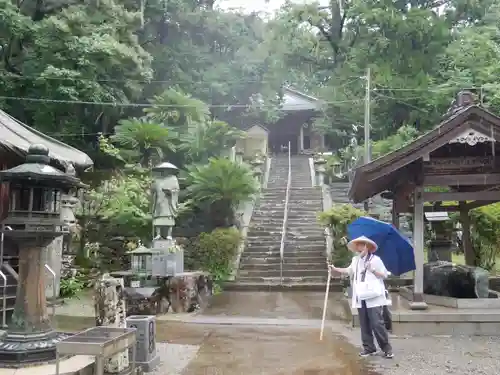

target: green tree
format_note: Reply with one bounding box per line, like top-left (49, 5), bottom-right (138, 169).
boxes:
top-left (110, 117), bottom-right (177, 167)
top-left (184, 158), bottom-right (258, 228)
top-left (182, 121), bottom-right (245, 164)
top-left (0, 0), bottom-right (152, 148)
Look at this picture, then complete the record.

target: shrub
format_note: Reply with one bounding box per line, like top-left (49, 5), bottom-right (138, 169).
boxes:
top-left (469, 203), bottom-right (500, 270)
top-left (59, 276), bottom-right (85, 299)
top-left (189, 228), bottom-right (242, 282)
top-left (318, 204), bottom-right (367, 267)
top-left (184, 158), bottom-right (258, 227)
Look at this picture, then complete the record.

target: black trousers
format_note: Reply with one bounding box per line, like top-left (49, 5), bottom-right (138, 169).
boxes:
top-left (357, 301), bottom-right (392, 353)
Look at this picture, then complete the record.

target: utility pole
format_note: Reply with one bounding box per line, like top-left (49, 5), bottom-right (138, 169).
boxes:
top-left (363, 67), bottom-right (371, 212)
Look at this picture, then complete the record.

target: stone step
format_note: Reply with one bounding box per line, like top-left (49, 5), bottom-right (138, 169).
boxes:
top-left (248, 228), bottom-right (323, 235)
top-left (246, 230), bottom-right (283, 236)
top-left (224, 281), bottom-right (343, 292)
top-left (245, 243), bottom-right (325, 252)
top-left (243, 255), bottom-right (325, 263)
top-left (264, 187), bottom-right (316, 191)
top-left (246, 240), bottom-right (325, 248)
top-left (247, 229), bottom-right (323, 237)
top-left (262, 195), bottom-right (318, 199)
top-left (239, 255), bottom-right (326, 264)
top-left (286, 235), bottom-right (325, 241)
top-left (238, 269), bottom-right (327, 277)
top-left (254, 206), bottom-right (285, 211)
top-left (252, 222), bottom-right (322, 228)
top-left (251, 215), bottom-right (318, 221)
top-left (288, 208), bottom-right (322, 212)
top-left (252, 216), bottom-right (318, 221)
top-left (235, 275), bottom-right (330, 284)
top-left (287, 231), bottom-right (325, 237)
top-left (239, 262), bottom-right (327, 271)
top-left (250, 222), bottom-right (318, 228)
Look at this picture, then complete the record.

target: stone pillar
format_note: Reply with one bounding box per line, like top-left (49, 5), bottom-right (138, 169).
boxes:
top-left (45, 236), bottom-right (63, 299)
top-left (428, 239), bottom-right (452, 262)
top-left (410, 186), bottom-right (428, 310)
top-left (236, 151), bottom-right (244, 164)
top-left (229, 146), bottom-right (236, 162)
top-left (253, 170), bottom-right (263, 187)
top-left (317, 166), bottom-right (325, 186)
top-left (9, 241), bottom-right (51, 333)
top-left (299, 126), bottom-right (304, 153)
top-left (46, 194), bottom-right (78, 299)
top-left (314, 158), bottom-right (326, 186)
top-left (94, 274), bottom-right (129, 373)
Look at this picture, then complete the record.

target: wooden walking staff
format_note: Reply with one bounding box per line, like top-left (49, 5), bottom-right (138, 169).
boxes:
top-left (320, 267), bottom-right (332, 341)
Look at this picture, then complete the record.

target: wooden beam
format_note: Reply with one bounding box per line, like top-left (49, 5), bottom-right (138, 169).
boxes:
top-left (459, 202), bottom-right (475, 266)
top-left (405, 200), bottom-right (497, 213)
top-left (423, 190), bottom-right (500, 202)
top-left (423, 173), bottom-right (500, 186)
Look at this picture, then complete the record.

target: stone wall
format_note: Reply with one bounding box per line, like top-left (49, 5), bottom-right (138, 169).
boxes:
top-left (124, 271), bottom-right (213, 316)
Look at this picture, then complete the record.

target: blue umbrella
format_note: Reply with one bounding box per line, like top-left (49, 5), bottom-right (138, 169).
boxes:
top-left (347, 216), bottom-right (416, 276)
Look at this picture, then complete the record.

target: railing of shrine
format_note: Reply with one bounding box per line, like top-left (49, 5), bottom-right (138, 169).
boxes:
top-left (279, 141), bottom-right (291, 284)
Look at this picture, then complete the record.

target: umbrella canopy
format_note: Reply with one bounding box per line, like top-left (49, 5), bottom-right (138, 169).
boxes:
top-left (347, 216), bottom-right (416, 276)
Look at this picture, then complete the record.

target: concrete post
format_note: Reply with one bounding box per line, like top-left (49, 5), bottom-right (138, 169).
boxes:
top-left (410, 186), bottom-right (428, 310)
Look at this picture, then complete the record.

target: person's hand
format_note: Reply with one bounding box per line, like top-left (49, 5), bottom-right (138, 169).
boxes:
top-left (328, 264), bottom-right (339, 273)
top-left (365, 262), bottom-right (376, 274)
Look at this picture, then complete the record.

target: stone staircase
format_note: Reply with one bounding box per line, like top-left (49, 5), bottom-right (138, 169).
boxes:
top-left (230, 155), bottom-right (341, 291)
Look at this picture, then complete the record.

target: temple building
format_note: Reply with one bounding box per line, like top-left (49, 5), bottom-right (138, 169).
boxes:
top-left (236, 87), bottom-right (326, 157)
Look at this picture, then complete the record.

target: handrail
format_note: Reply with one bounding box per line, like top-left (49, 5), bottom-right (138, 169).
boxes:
top-left (45, 264), bottom-right (57, 317)
top-left (2, 262), bottom-right (18, 281)
top-left (279, 141), bottom-right (292, 284)
top-left (0, 271), bottom-right (6, 328)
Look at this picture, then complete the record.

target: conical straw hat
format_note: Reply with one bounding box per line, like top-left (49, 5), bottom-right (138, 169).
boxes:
top-left (347, 236), bottom-right (378, 252)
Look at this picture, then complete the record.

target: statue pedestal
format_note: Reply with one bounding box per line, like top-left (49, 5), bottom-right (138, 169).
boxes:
top-left (151, 240), bottom-right (184, 276)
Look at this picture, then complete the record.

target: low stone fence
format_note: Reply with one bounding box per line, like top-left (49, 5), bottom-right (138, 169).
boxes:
top-left (123, 271), bottom-right (213, 316)
top-left (384, 276), bottom-right (500, 291)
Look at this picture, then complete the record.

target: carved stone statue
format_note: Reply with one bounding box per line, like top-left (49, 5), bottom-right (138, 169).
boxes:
top-left (151, 162), bottom-right (179, 240)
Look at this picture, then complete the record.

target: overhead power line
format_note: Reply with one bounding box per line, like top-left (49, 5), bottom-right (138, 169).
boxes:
top-left (0, 74), bottom-right (366, 85)
top-left (0, 95), bottom-right (363, 107)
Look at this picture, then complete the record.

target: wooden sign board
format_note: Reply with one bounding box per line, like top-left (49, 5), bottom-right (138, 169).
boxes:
top-left (424, 157), bottom-right (495, 175)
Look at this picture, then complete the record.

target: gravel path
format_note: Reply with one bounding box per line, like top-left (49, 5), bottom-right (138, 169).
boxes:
top-left (371, 335), bottom-right (500, 375)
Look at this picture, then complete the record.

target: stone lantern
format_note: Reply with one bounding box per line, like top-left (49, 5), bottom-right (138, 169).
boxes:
top-left (425, 211), bottom-right (453, 262)
top-left (129, 245), bottom-right (153, 276)
top-left (314, 157), bottom-right (327, 186)
top-left (0, 144), bottom-right (85, 365)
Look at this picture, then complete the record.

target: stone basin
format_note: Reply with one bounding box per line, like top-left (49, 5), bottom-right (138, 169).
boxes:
top-left (399, 286), bottom-right (500, 309)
